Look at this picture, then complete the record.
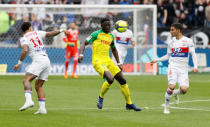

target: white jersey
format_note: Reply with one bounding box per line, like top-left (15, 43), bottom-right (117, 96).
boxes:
top-left (20, 31), bottom-right (48, 61)
top-left (157, 36), bottom-right (198, 69)
top-left (112, 29), bottom-right (134, 47)
top-left (112, 29), bottom-right (134, 64)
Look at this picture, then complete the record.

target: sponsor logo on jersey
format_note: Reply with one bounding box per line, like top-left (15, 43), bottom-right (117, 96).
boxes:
top-left (171, 47), bottom-right (189, 57)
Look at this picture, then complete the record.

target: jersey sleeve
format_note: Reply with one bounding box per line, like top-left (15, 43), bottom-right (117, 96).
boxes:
top-left (86, 31), bottom-right (98, 44)
top-left (189, 39), bottom-right (195, 52)
top-left (110, 33), bottom-right (115, 48)
top-left (130, 30), bottom-right (134, 42)
top-left (20, 37), bottom-right (28, 46)
top-left (37, 31), bottom-right (46, 39)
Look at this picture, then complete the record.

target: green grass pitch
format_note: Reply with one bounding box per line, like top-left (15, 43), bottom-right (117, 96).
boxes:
top-left (0, 75), bottom-right (210, 127)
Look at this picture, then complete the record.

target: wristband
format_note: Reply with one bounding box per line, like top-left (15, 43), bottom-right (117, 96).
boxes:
top-left (117, 63), bottom-right (121, 65)
top-left (18, 60), bottom-right (22, 65)
top-left (79, 54), bottom-right (84, 57)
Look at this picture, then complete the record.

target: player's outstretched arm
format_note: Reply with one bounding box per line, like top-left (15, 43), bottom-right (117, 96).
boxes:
top-left (78, 41), bottom-right (89, 63)
top-left (45, 30), bottom-right (69, 37)
top-left (13, 44), bottom-right (28, 71)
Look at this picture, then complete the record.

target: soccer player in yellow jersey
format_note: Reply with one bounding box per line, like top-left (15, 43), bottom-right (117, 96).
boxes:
top-left (78, 18), bottom-right (141, 111)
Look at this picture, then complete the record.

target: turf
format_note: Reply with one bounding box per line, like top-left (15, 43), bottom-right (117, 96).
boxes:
top-left (0, 75), bottom-right (210, 127)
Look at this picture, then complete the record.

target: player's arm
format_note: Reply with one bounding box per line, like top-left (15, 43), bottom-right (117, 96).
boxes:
top-left (13, 44), bottom-right (28, 71)
top-left (78, 41), bottom-right (89, 63)
top-left (78, 32), bottom-right (97, 63)
top-left (150, 44), bottom-right (171, 65)
top-left (189, 41), bottom-right (198, 73)
top-left (111, 43), bottom-right (122, 70)
top-left (45, 30), bottom-right (69, 37)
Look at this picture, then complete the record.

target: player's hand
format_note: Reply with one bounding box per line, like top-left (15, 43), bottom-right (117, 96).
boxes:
top-left (192, 68), bottom-right (198, 73)
top-left (13, 64), bottom-right (21, 71)
top-left (63, 30), bottom-right (69, 35)
top-left (150, 59), bottom-right (157, 65)
top-left (78, 55), bottom-right (83, 63)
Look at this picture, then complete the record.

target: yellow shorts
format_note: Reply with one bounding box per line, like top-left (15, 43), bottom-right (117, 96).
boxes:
top-left (92, 57), bottom-right (121, 78)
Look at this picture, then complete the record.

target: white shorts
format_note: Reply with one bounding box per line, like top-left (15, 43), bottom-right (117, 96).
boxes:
top-left (27, 57), bottom-right (50, 81)
top-left (168, 66), bottom-right (189, 87)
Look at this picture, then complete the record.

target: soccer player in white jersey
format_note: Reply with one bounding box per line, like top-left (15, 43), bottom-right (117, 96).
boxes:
top-left (13, 22), bottom-right (68, 114)
top-left (150, 23), bottom-right (198, 114)
top-left (112, 20), bottom-right (135, 65)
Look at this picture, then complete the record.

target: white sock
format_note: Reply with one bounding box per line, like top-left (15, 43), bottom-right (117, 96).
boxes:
top-left (24, 91), bottom-right (32, 102)
top-left (38, 98), bottom-right (46, 109)
top-left (165, 88), bottom-right (173, 106)
top-left (173, 89), bottom-right (181, 95)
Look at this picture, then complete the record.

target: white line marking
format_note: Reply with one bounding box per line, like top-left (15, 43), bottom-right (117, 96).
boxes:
top-left (170, 106), bottom-right (210, 112)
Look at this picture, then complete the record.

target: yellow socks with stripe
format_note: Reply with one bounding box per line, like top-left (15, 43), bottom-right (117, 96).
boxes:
top-left (99, 81), bottom-right (111, 98)
top-left (120, 84), bottom-right (132, 104)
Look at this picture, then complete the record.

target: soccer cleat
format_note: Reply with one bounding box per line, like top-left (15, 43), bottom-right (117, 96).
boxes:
top-left (72, 74), bottom-right (78, 79)
top-left (97, 96), bottom-right (103, 109)
top-left (34, 108), bottom-right (47, 115)
top-left (164, 106), bottom-right (170, 114)
top-left (19, 101), bottom-right (34, 111)
top-left (174, 94), bottom-right (179, 105)
top-left (126, 103), bottom-right (142, 111)
top-left (64, 71), bottom-right (68, 79)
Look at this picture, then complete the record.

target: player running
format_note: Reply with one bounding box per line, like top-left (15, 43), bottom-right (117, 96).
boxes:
top-left (150, 23), bottom-right (198, 114)
top-left (14, 22), bottom-right (68, 114)
top-left (78, 18), bottom-right (141, 111)
top-left (63, 22), bottom-right (80, 79)
top-left (112, 20), bottom-right (135, 64)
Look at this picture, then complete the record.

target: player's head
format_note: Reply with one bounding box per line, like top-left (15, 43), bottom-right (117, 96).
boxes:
top-left (170, 23), bottom-right (182, 37)
top-left (101, 18), bottom-right (111, 33)
top-left (115, 20), bottom-right (127, 32)
top-left (69, 22), bottom-right (77, 30)
top-left (21, 22), bottom-right (33, 33)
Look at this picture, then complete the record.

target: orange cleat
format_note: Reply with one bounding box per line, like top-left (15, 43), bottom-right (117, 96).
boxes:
top-left (64, 71), bottom-right (68, 79)
top-left (72, 74), bottom-right (78, 79)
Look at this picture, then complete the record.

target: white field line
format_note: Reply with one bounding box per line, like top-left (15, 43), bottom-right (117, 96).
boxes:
top-left (170, 106), bottom-right (210, 112)
top-left (159, 99), bottom-right (210, 112)
top-left (1, 99), bottom-right (210, 111)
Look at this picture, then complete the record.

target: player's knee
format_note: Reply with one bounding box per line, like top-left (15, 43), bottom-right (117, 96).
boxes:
top-left (168, 85), bottom-right (175, 90)
top-left (107, 77), bottom-right (114, 84)
top-left (119, 78), bottom-right (126, 85)
top-left (180, 89), bottom-right (187, 94)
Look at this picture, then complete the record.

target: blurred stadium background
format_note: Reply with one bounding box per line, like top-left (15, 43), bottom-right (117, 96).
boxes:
top-left (1, 0), bottom-right (210, 75)
top-left (0, 1), bottom-right (210, 127)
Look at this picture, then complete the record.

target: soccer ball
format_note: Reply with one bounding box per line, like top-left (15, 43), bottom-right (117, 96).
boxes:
top-left (115, 20), bottom-right (127, 32)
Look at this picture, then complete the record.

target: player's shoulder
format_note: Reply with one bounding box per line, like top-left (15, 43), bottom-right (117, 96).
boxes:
top-left (91, 29), bottom-right (102, 36)
top-left (126, 29), bottom-right (133, 33)
top-left (168, 37), bottom-right (176, 45)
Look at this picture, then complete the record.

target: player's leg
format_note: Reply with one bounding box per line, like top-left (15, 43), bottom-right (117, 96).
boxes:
top-left (34, 62), bottom-right (50, 114)
top-left (173, 70), bottom-right (189, 104)
top-left (64, 49), bottom-right (71, 79)
top-left (72, 48), bottom-right (78, 79)
top-left (114, 72), bottom-right (141, 111)
top-left (34, 79), bottom-right (47, 114)
top-left (164, 68), bottom-right (177, 114)
top-left (97, 71), bottom-right (114, 109)
top-left (19, 72), bottom-right (36, 111)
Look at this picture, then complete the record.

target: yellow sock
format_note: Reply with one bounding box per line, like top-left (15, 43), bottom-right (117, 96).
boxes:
top-left (120, 84), bottom-right (132, 104)
top-left (99, 81), bottom-right (111, 98)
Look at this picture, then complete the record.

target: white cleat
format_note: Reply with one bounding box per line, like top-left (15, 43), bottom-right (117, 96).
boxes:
top-left (163, 106), bottom-right (170, 114)
top-left (19, 101), bottom-right (34, 111)
top-left (34, 108), bottom-right (47, 115)
top-left (174, 94), bottom-right (179, 105)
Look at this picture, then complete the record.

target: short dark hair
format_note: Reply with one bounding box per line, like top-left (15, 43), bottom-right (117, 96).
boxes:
top-left (21, 22), bottom-right (31, 32)
top-left (101, 18), bottom-right (110, 25)
top-left (171, 23), bottom-right (182, 32)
